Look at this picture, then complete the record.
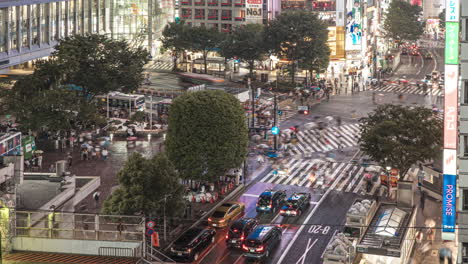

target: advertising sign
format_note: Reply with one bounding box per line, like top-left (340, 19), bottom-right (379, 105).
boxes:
top-left (345, 0), bottom-right (362, 51)
top-left (246, 0), bottom-right (262, 20)
top-left (445, 22), bottom-right (459, 65)
top-left (442, 174), bottom-right (456, 233)
top-left (443, 64), bottom-right (458, 149)
top-left (446, 0), bottom-right (459, 22)
top-left (443, 149), bottom-right (457, 175)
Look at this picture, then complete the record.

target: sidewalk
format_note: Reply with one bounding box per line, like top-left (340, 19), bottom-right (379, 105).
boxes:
top-left (406, 172), bottom-right (457, 264)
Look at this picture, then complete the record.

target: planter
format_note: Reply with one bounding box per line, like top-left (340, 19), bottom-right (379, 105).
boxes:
top-left (221, 3), bottom-right (231, 5)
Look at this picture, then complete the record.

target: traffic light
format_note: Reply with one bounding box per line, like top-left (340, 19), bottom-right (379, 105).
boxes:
top-left (271, 126), bottom-right (280, 135)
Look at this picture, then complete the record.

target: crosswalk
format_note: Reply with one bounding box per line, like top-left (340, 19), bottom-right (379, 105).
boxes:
top-left (287, 123), bottom-right (360, 155)
top-left (371, 83), bottom-right (444, 97)
top-left (261, 158), bottom-right (375, 194)
top-left (146, 61), bottom-right (173, 71)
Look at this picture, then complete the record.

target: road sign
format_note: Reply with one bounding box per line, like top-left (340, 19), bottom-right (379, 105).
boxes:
top-left (146, 229), bottom-right (155, 236)
top-left (271, 126), bottom-right (280, 135)
top-left (277, 110), bottom-right (283, 116)
top-left (146, 221), bottom-right (156, 229)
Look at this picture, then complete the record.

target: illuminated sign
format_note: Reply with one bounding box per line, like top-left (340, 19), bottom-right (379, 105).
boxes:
top-left (443, 149), bottom-right (457, 175)
top-left (445, 22), bottom-right (459, 65)
top-left (345, 1), bottom-right (362, 51)
top-left (443, 64), bottom-right (458, 149)
top-left (446, 0), bottom-right (459, 22)
top-left (246, 0), bottom-right (262, 20)
top-left (442, 174), bottom-right (456, 233)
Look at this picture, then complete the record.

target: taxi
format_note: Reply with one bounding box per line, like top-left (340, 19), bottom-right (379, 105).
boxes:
top-left (208, 202), bottom-right (245, 228)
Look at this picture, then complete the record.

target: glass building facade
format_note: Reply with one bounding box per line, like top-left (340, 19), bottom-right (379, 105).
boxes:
top-left (0, 0), bottom-right (173, 70)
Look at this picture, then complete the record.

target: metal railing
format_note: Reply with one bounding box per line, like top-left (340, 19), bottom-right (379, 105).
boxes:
top-left (99, 246), bottom-right (139, 257)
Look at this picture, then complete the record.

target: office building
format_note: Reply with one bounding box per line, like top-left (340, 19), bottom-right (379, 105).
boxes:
top-left (0, 0), bottom-right (173, 72)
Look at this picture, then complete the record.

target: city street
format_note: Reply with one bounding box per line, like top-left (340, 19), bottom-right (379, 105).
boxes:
top-left (195, 40), bottom-right (444, 264)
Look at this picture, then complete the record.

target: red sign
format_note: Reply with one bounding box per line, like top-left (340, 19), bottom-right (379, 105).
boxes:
top-left (247, 0), bottom-right (261, 4)
top-left (444, 65), bottom-right (458, 149)
top-left (146, 221), bottom-right (156, 229)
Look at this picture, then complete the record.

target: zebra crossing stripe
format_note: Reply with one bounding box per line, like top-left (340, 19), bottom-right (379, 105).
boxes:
top-left (274, 160), bottom-right (310, 185)
top-left (287, 162), bottom-right (317, 186)
top-left (306, 162), bottom-right (346, 188)
top-left (335, 164), bottom-right (356, 191)
top-left (262, 159), bottom-right (297, 182)
top-left (347, 166), bottom-right (366, 192)
top-left (297, 160), bottom-right (330, 186)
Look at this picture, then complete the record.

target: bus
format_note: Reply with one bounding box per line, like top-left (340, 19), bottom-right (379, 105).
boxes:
top-left (0, 132), bottom-right (22, 156)
top-left (178, 73), bottom-right (225, 86)
top-left (96, 92), bottom-right (146, 117)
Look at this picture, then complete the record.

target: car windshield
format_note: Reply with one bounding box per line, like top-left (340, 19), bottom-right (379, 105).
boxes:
top-left (245, 239), bottom-right (262, 247)
top-left (286, 199), bottom-right (299, 208)
top-left (258, 195), bottom-right (271, 206)
top-left (212, 211), bottom-right (226, 218)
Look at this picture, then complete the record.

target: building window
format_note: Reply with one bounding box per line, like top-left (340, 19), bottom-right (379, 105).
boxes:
top-left (77, 0), bottom-right (82, 34)
top-left (50, 2), bottom-right (57, 41)
top-left (464, 81), bottom-right (468, 104)
top-left (31, 5), bottom-right (39, 45)
top-left (40, 4), bottom-right (48, 44)
top-left (0, 8), bottom-right (7, 52)
top-left (60, 2), bottom-right (66, 38)
top-left (92, 0), bottom-right (98, 33)
top-left (465, 136), bottom-right (468, 157)
top-left (464, 189), bottom-right (468, 210)
top-left (100, 0), bottom-right (105, 32)
top-left (9, 6), bottom-right (18, 50)
top-left (20, 6), bottom-right (29, 48)
top-left (463, 243), bottom-right (468, 260)
top-left (83, 0), bottom-right (89, 33)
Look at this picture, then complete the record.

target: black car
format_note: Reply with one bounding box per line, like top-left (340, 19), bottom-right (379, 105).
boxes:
top-left (280, 192), bottom-right (311, 217)
top-left (242, 225), bottom-right (282, 260)
top-left (256, 190), bottom-right (287, 213)
top-left (226, 218), bottom-right (259, 248)
top-left (169, 227), bottom-right (216, 262)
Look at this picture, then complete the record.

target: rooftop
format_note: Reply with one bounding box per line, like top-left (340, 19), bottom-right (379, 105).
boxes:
top-left (358, 203), bottom-right (415, 254)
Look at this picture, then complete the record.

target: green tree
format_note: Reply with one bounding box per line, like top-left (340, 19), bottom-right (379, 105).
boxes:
top-left (161, 22), bottom-right (191, 71)
top-left (219, 24), bottom-right (267, 78)
top-left (166, 90), bottom-right (248, 182)
top-left (438, 9), bottom-right (445, 30)
top-left (383, 0), bottom-right (424, 42)
top-left (52, 34), bottom-right (149, 98)
top-left (188, 26), bottom-right (222, 74)
top-left (298, 43), bottom-right (330, 83)
top-left (265, 11), bottom-right (329, 83)
top-left (103, 153), bottom-right (186, 217)
top-left (359, 104), bottom-right (442, 178)
top-left (130, 111), bottom-right (146, 125)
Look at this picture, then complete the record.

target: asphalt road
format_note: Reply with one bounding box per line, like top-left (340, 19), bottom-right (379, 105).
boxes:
top-left (194, 39), bottom-right (444, 264)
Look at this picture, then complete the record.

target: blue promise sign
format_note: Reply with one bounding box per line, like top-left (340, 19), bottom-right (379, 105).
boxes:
top-left (442, 174), bottom-right (456, 232)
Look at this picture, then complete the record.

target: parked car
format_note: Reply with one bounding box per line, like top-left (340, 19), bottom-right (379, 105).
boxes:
top-left (169, 227), bottom-right (216, 262)
top-left (256, 190), bottom-right (287, 213)
top-left (242, 225), bottom-right (282, 261)
top-left (226, 218), bottom-right (259, 248)
top-left (208, 202), bottom-right (245, 228)
top-left (280, 193), bottom-right (311, 217)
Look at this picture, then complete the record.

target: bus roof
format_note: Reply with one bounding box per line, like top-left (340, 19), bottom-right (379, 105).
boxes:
top-left (178, 73), bottom-right (225, 83)
top-left (96, 92), bottom-right (145, 100)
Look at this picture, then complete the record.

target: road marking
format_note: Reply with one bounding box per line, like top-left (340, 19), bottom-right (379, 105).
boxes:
top-left (277, 163), bottom-right (347, 264)
top-left (295, 238), bottom-right (318, 264)
top-left (416, 52), bottom-right (424, 76)
top-left (241, 193), bottom-right (259, 198)
top-left (320, 229), bottom-right (339, 259)
top-left (310, 201), bottom-right (319, 205)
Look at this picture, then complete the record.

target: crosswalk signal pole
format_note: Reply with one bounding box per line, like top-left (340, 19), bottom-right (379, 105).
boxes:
top-left (249, 78), bottom-right (255, 129)
top-left (273, 94), bottom-right (278, 150)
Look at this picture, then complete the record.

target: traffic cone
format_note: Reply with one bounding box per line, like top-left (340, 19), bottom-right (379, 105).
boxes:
top-left (152, 232), bottom-right (160, 247)
top-left (201, 196), bottom-right (206, 203)
top-left (192, 195), bottom-right (196, 203)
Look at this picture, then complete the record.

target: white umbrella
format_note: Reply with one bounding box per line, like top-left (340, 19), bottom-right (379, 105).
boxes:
top-left (282, 129), bottom-right (292, 135)
top-left (252, 135), bottom-right (262, 141)
top-left (304, 122), bottom-right (317, 130)
top-left (325, 116), bottom-right (334, 122)
top-left (365, 165), bottom-right (380, 172)
top-left (257, 144), bottom-right (269, 149)
top-left (326, 157), bottom-right (335, 162)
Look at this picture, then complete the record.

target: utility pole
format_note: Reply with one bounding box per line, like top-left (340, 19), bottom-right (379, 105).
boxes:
top-left (249, 78), bottom-right (255, 129)
top-left (273, 94), bottom-right (278, 150)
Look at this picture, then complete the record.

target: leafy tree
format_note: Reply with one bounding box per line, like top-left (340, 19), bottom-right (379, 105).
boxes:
top-left (188, 26), bottom-right (222, 74)
top-left (161, 22), bottom-right (192, 71)
top-left (130, 111), bottom-right (146, 125)
top-left (103, 153), bottom-right (186, 217)
top-left (359, 104), bottom-right (442, 178)
top-left (166, 90), bottom-right (248, 182)
top-left (52, 34), bottom-right (149, 98)
top-left (299, 43), bottom-right (330, 83)
top-left (265, 11), bottom-right (329, 83)
top-left (219, 24), bottom-right (267, 78)
top-left (438, 9), bottom-right (445, 30)
top-left (383, 0), bottom-right (424, 42)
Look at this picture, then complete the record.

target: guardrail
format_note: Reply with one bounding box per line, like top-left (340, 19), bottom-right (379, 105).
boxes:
top-left (99, 246), bottom-right (139, 257)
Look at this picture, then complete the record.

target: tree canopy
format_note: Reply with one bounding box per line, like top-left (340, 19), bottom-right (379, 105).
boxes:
top-left (102, 153), bottom-right (186, 217)
top-left (188, 26), bottom-right (222, 74)
top-left (161, 21), bottom-right (192, 71)
top-left (383, 0), bottom-right (424, 42)
top-left (359, 104), bottom-right (442, 177)
top-left (265, 11), bottom-right (329, 83)
top-left (166, 90), bottom-right (248, 182)
top-left (219, 24), bottom-right (267, 78)
top-left (438, 9), bottom-right (445, 30)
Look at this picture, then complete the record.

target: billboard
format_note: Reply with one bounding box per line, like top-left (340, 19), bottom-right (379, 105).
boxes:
top-left (445, 22), bottom-right (459, 65)
top-left (443, 64), bottom-right (458, 149)
top-left (246, 0), bottom-right (262, 20)
top-left (328, 26), bottom-right (345, 60)
top-left (443, 149), bottom-right (457, 175)
top-left (442, 174), bottom-right (456, 233)
top-left (446, 0), bottom-right (459, 22)
top-left (345, 0), bottom-right (362, 51)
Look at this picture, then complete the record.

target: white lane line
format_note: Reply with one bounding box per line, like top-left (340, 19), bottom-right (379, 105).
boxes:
top-left (296, 238), bottom-right (318, 264)
top-left (241, 193), bottom-right (259, 198)
top-left (278, 166), bottom-right (348, 264)
top-left (320, 229), bottom-right (339, 259)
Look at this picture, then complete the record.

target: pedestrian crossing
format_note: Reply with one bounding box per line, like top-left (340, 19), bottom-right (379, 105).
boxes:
top-left (371, 83), bottom-right (444, 97)
top-left (261, 158), bottom-right (376, 194)
top-left (287, 123), bottom-right (360, 155)
top-left (146, 61), bottom-right (173, 71)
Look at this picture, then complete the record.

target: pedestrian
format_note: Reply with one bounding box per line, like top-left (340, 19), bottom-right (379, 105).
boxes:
top-left (49, 164), bottom-right (55, 173)
top-left (95, 146), bottom-right (101, 159)
top-left (336, 116), bottom-right (341, 127)
top-left (83, 149), bottom-right (88, 161)
top-left (116, 219), bottom-right (124, 240)
top-left (372, 92), bottom-right (376, 104)
top-left (420, 190), bottom-right (426, 210)
top-left (93, 191), bottom-right (100, 207)
top-left (37, 155), bottom-right (43, 170)
top-left (102, 148), bottom-right (108, 160)
top-left (25, 160), bottom-right (30, 171)
top-left (374, 190), bottom-right (379, 204)
top-left (366, 179), bottom-right (372, 193)
top-left (67, 154), bottom-right (73, 169)
top-left (61, 137), bottom-right (66, 151)
top-left (91, 148), bottom-right (97, 160)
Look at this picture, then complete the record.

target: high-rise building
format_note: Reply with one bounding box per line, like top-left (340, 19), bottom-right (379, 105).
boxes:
top-left (0, 0), bottom-right (173, 72)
